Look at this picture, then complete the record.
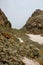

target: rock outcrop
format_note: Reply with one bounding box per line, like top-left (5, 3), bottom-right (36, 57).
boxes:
top-left (0, 9), bottom-right (11, 29)
top-left (23, 9), bottom-right (43, 35)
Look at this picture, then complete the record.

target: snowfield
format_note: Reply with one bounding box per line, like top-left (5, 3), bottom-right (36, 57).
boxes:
top-left (26, 34), bottom-right (43, 44)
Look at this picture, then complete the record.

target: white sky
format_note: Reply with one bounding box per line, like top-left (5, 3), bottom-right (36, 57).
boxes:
top-left (0, 0), bottom-right (43, 29)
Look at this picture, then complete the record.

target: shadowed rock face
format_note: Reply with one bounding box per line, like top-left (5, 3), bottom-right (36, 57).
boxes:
top-left (24, 9), bottom-right (43, 35)
top-left (0, 9), bottom-right (11, 29)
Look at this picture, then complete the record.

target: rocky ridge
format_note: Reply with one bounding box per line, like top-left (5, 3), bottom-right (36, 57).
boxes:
top-left (23, 9), bottom-right (43, 35)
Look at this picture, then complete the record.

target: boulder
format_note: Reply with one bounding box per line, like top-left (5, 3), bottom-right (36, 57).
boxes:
top-left (1, 32), bottom-right (12, 39)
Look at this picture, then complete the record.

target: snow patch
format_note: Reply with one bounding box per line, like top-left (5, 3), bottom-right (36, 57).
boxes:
top-left (18, 37), bottom-right (24, 43)
top-left (21, 57), bottom-right (40, 65)
top-left (14, 35), bottom-right (24, 43)
top-left (26, 34), bottom-right (43, 44)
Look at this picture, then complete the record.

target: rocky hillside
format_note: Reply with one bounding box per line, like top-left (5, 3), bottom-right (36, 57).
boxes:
top-left (0, 9), bottom-right (43, 65)
top-left (0, 9), bottom-right (11, 30)
top-left (23, 9), bottom-right (43, 35)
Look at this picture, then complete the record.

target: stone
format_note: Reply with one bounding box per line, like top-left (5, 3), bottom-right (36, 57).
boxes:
top-left (1, 32), bottom-right (12, 39)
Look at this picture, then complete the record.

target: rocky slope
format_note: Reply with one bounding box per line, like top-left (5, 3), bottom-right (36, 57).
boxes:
top-left (23, 9), bottom-right (43, 35)
top-left (0, 9), bottom-right (43, 65)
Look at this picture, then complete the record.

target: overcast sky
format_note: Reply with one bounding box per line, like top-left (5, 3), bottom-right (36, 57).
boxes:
top-left (0, 0), bottom-right (43, 29)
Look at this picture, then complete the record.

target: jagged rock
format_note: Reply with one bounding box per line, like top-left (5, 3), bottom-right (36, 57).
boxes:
top-left (0, 9), bottom-right (11, 29)
top-left (0, 9), bottom-right (7, 21)
top-left (23, 9), bottom-right (43, 35)
top-left (32, 9), bottom-right (43, 17)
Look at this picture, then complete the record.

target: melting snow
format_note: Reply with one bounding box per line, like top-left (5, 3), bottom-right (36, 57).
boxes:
top-left (21, 57), bottom-right (40, 65)
top-left (26, 34), bottom-right (43, 44)
top-left (14, 35), bottom-right (24, 43)
top-left (18, 37), bottom-right (24, 43)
